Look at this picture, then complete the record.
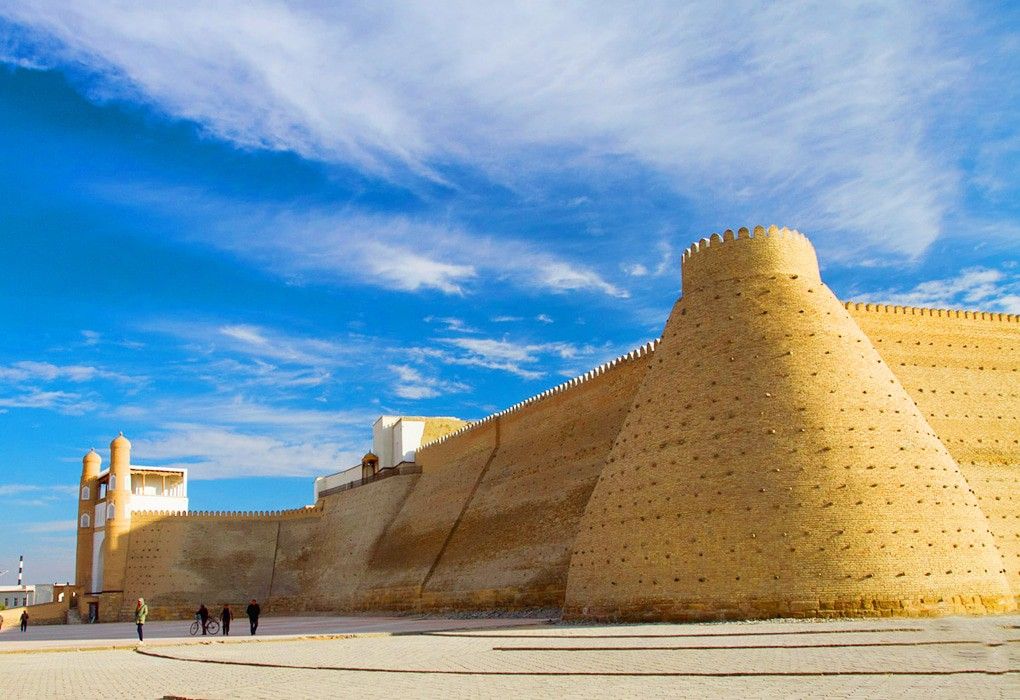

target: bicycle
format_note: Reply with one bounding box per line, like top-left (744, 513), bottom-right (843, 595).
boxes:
top-left (189, 617), bottom-right (220, 635)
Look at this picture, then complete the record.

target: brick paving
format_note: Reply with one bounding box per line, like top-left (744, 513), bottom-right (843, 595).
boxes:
top-left (0, 614), bottom-right (1017, 698)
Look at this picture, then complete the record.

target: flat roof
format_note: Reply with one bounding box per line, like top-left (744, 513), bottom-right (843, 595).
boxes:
top-left (96, 465), bottom-right (188, 480)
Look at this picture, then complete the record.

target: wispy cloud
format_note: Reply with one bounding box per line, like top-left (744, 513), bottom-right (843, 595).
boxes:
top-left (131, 424), bottom-right (362, 480)
top-left (0, 389), bottom-right (97, 414)
top-left (144, 320), bottom-right (366, 394)
top-left (428, 336), bottom-right (596, 380)
top-left (852, 266), bottom-right (1020, 313)
top-left (1, 2), bottom-right (992, 259)
top-left (389, 364), bottom-right (469, 400)
top-left (117, 397), bottom-right (377, 479)
top-left (218, 208), bottom-right (627, 299)
top-left (0, 361), bottom-right (138, 384)
top-left (424, 316), bottom-right (478, 334)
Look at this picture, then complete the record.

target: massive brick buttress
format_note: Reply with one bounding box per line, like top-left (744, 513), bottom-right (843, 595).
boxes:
top-left (562, 226), bottom-right (1015, 620)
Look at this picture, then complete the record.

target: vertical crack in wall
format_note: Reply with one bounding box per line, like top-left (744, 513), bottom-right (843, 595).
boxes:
top-left (419, 418), bottom-right (502, 600)
top-left (267, 521), bottom-right (282, 602)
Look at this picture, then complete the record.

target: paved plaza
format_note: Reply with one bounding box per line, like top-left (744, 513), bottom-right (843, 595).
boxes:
top-left (0, 613), bottom-right (1017, 698)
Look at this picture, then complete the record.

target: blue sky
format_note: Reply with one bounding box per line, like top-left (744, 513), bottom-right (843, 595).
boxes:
top-left (0, 2), bottom-right (1017, 584)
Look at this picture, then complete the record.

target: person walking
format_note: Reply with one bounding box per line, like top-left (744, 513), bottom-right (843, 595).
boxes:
top-left (19, 610), bottom-right (29, 632)
top-left (134, 598), bottom-right (148, 643)
top-left (197, 603), bottom-right (210, 635)
top-left (246, 599), bottom-right (261, 636)
top-left (220, 603), bottom-right (232, 636)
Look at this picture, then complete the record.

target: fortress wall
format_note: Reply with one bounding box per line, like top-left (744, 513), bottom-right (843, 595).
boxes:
top-left (415, 350), bottom-right (653, 609)
top-left (849, 304), bottom-right (1020, 597)
top-left (565, 227), bottom-right (1014, 621)
top-left (356, 420), bottom-right (500, 608)
top-left (118, 508), bottom-right (321, 620)
top-left (280, 474), bottom-right (420, 612)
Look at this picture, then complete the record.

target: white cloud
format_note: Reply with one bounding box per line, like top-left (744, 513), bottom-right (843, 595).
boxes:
top-left (132, 424), bottom-right (362, 480)
top-left (388, 364), bottom-right (469, 400)
top-left (853, 266), bottom-right (1020, 313)
top-left (229, 209), bottom-right (624, 299)
top-left (115, 397), bottom-right (378, 480)
top-left (0, 389), bottom-right (96, 414)
top-left (535, 314), bottom-right (553, 324)
top-left (0, 2), bottom-right (981, 259)
top-left (624, 241), bottom-right (675, 279)
top-left (423, 317), bottom-right (478, 334)
top-left (148, 319), bottom-right (361, 373)
top-left (433, 336), bottom-right (594, 379)
top-left (0, 361), bottom-right (137, 384)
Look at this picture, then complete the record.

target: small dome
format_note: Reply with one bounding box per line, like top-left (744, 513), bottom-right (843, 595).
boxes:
top-left (83, 448), bottom-right (100, 465)
top-left (362, 452), bottom-right (379, 463)
top-left (110, 431), bottom-right (131, 450)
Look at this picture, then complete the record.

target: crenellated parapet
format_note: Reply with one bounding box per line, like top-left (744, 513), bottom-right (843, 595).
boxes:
top-left (680, 225), bottom-right (820, 294)
top-left (417, 339), bottom-right (659, 453)
top-left (131, 504), bottom-right (322, 521)
top-left (845, 301), bottom-right (1019, 323)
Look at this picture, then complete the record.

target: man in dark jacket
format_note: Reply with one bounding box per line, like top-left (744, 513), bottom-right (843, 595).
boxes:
top-left (19, 610), bottom-right (29, 632)
top-left (246, 599), bottom-right (260, 635)
top-left (220, 603), bottom-right (232, 636)
top-left (197, 604), bottom-right (210, 635)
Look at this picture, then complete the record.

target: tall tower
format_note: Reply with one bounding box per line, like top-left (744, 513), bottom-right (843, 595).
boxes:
top-left (564, 226), bottom-right (1014, 620)
top-left (75, 448), bottom-right (100, 590)
top-left (100, 433), bottom-right (132, 596)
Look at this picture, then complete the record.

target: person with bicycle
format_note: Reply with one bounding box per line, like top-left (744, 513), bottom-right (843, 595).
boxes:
top-left (196, 603), bottom-right (210, 635)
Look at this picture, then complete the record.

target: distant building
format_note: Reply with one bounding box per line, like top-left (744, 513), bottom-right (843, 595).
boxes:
top-left (0, 585), bottom-right (34, 609)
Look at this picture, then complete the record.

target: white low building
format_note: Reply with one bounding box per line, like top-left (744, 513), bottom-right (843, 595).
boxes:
top-left (313, 415), bottom-right (465, 500)
top-left (0, 585), bottom-right (34, 609)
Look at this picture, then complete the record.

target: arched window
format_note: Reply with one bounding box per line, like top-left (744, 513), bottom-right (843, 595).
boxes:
top-left (109, 475), bottom-right (116, 490)
top-left (107, 502), bottom-right (115, 520)
top-left (81, 485), bottom-right (90, 500)
top-left (80, 513), bottom-right (91, 528)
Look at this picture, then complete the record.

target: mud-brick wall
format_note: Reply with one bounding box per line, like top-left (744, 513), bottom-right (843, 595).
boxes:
top-left (120, 509), bottom-right (321, 620)
top-left (416, 351), bottom-right (652, 609)
top-left (850, 304), bottom-right (1020, 599)
top-left (281, 474), bottom-right (420, 612)
top-left (358, 421), bottom-right (499, 609)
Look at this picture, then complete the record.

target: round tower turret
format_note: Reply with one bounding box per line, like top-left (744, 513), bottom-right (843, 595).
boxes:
top-left (564, 226), bottom-right (1014, 621)
top-left (100, 433), bottom-right (133, 605)
top-left (75, 448), bottom-right (102, 591)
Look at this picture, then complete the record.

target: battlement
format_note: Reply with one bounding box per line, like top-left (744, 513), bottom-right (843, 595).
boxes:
top-left (131, 505), bottom-right (322, 521)
top-left (680, 225), bottom-right (820, 294)
top-left (845, 301), bottom-right (1019, 323)
top-left (417, 339), bottom-right (659, 452)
